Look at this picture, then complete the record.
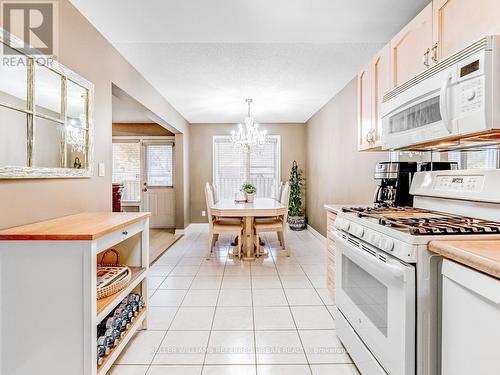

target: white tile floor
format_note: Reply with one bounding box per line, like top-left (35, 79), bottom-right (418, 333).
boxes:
top-left (110, 224), bottom-right (359, 375)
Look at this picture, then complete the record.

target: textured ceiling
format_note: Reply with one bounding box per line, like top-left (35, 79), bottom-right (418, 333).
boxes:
top-left (71, 0), bottom-right (429, 123)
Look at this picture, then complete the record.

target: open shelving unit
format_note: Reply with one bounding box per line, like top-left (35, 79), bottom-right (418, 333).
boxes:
top-left (0, 212), bottom-right (150, 375)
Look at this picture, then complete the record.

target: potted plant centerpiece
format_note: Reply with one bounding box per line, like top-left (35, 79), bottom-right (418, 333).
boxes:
top-left (288, 160), bottom-right (306, 230)
top-left (241, 183), bottom-right (256, 203)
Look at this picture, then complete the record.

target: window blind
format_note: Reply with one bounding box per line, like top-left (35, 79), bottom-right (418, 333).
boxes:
top-left (112, 142), bottom-right (141, 201)
top-left (146, 144), bottom-right (173, 186)
top-left (213, 136), bottom-right (280, 199)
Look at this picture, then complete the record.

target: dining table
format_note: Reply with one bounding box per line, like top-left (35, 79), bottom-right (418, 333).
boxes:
top-left (211, 198), bottom-right (287, 259)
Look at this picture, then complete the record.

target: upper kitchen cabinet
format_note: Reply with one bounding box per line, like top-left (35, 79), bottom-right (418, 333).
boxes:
top-left (390, 3), bottom-right (433, 88)
top-left (357, 64), bottom-right (372, 151)
top-left (371, 44), bottom-right (391, 149)
top-left (357, 44), bottom-right (390, 151)
top-left (433, 0), bottom-right (500, 62)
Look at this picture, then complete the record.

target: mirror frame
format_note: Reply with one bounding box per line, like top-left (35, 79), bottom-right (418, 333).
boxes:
top-left (0, 28), bottom-right (94, 179)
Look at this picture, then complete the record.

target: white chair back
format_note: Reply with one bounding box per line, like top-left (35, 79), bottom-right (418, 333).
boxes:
top-left (205, 182), bottom-right (215, 226)
top-left (280, 181), bottom-right (290, 222)
top-left (276, 181), bottom-right (284, 201)
top-left (211, 183), bottom-right (220, 203)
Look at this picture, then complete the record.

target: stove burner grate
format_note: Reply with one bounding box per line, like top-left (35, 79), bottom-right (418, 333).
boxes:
top-left (342, 206), bottom-right (500, 235)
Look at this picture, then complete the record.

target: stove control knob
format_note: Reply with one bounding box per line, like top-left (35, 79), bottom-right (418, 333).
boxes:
top-left (373, 234), bottom-right (382, 247)
top-left (380, 238), bottom-right (394, 252)
top-left (334, 218), bottom-right (342, 230)
top-left (338, 219), bottom-right (350, 231)
top-left (349, 224), bottom-right (364, 237)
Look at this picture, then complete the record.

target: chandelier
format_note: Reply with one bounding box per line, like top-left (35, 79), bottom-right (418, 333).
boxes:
top-left (231, 99), bottom-right (268, 152)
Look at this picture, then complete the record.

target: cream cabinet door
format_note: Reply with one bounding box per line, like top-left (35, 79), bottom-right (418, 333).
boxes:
top-left (371, 44), bottom-right (391, 148)
top-left (357, 64), bottom-right (372, 151)
top-left (433, 0), bottom-right (500, 62)
top-left (390, 3), bottom-right (433, 88)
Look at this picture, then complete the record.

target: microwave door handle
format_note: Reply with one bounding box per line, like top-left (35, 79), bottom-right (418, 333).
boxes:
top-left (334, 232), bottom-right (408, 282)
top-left (439, 73), bottom-right (453, 132)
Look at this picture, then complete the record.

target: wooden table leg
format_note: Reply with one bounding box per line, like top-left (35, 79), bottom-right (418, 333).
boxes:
top-left (243, 216), bottom-right (254, 260)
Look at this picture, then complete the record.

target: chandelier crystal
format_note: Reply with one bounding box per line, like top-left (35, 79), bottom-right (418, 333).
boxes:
top-left (231, 99), bottom-right (268, 152)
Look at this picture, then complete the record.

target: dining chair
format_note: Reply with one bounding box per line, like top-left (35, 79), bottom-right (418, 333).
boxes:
top-left (211, 182), bottom-right (220, 203)
top-left (207, 182), bottom-right (243, 225)
top-left (205, 183), bottom-right (243, 260)
top-left (253, 181), bottom-right (291, 257)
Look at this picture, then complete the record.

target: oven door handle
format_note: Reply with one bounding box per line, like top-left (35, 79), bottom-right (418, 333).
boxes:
top-left (334, 232), bottom-right (411, 283)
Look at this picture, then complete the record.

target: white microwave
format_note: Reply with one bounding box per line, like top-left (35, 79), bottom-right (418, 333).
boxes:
top-left (381, 36), bottom-right (500, 150)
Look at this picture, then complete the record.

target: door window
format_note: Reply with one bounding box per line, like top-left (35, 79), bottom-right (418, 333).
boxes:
top-left (342, 255), bottom-right (388, 336)
top-left (145, 144), bottom-right (173, 186)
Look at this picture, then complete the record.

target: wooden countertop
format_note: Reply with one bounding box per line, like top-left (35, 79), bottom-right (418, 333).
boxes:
top-left (429, 240), bottom-right (500, 279)
top-left (0, 212), bottom-right (150, 241)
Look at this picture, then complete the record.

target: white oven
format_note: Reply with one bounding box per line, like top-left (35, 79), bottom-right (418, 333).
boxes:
top-left (334, 230), bottom-right (415, 375)
top-left (381, 35), bottom-right (500, 150)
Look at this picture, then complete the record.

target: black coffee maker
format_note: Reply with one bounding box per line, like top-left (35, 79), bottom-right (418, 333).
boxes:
top-left (373, 162), bottom-right (418, 208)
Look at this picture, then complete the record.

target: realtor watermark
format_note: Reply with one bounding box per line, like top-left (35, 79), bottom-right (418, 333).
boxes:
top-left (1, 0), bottom-right (58, 66)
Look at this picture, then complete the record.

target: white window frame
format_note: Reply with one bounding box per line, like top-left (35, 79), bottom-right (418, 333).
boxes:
top-left (212, 135), bottom-right (281, 199)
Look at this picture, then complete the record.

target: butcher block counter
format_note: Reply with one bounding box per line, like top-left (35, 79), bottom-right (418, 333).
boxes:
top-left (429, 240), bottom-right (500, 279)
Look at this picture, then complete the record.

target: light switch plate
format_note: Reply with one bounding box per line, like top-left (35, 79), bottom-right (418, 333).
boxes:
top-left (98, 163), bottom-right (105, 177)
top-left (202, 211), bottom-right (206, 217)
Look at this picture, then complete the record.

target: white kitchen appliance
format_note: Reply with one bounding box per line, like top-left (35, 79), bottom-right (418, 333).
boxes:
top-left (441, 259), bottom-right (500, 375)
top-left (381, 36), bottom-right (500, 150)
top-left (332, 169), bottom-right (500, 375)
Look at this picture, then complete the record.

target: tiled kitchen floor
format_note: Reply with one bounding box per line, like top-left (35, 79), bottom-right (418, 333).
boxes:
top-left (109, 224), bottom-right (359, 375)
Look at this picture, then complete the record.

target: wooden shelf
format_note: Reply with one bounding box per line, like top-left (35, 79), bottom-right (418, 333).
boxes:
top-left (96, 266), bottom-right (146, 322)
top-left (97, 307), bottom-right (147, 375)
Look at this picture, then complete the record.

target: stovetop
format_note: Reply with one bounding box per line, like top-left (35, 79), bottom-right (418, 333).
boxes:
top-left (342, 206), bottom-right (500, 236)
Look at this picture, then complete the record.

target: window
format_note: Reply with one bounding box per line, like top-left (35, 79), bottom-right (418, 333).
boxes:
top-left (112, 142), bottom-right (141, 202)
top-left (145, 144), bottom-right (174, 186)
top-left (213, 136), bottom-right (280, 199)
top-left (447, 149), bottom-right (500, 169)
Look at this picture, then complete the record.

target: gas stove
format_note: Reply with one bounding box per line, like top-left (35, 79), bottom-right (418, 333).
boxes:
top-left (332, 169), bottom-right (500, 375)
top-left (342, 206), bottom-right (500, 235)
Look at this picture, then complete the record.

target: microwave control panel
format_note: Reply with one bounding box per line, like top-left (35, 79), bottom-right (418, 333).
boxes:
top-left (459, 77), bottom-right (483, 115)
top-left (434, 175), bottom-right (484, 192)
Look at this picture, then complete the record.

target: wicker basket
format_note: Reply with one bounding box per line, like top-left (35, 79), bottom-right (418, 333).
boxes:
top-left (97, 249), bottom-right (132, 300)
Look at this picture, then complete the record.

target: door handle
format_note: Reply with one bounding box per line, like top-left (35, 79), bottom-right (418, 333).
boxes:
top-left (423, 48), bottom-right (430, 68)
top-left (431, 43), bottom-right (438, 63)
top-left (423, 48), bottom-right (430, 67)
top-left (143, 182), bottom-right (147, 192)
top-left (439, 72), bottom-right (453, 132)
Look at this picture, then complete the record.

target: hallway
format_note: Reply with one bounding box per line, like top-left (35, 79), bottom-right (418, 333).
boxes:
top-left (110, 225), bottom-right (358, 375)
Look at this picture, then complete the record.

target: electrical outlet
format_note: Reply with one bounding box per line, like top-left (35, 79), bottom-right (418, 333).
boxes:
top-left (202, 211), bottom-right (206, 217)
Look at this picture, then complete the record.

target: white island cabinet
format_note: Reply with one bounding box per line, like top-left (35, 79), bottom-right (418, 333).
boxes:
top-left (441, 259), bottom-right (500, 375)
top-left (0, 212), bottom-right (150, 375)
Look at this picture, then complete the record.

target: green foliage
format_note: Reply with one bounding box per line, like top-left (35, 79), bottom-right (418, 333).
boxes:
top-left (241, 183), bottom-right (256, 194)
top-left (288, 160), bottom-right (304, 216)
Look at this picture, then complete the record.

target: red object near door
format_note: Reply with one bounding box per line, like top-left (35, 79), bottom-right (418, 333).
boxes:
top-left (112, 183), bottom-right (124, 212)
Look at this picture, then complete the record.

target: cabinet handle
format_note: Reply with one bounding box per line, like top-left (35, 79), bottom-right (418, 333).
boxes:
top-left (366, 130), bottom-right (375, 145)
top-left (432, 43), bottom-right (438, 63)
top-left (122, 231), bottom-right (128, 235)
top-left (423, 48), bottom-right (430, 67)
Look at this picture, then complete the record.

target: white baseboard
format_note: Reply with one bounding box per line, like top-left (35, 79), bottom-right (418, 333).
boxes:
top-left (174, 228), bottom-right (185, 235)
top-left (307, 224), bottom-right (326, 242)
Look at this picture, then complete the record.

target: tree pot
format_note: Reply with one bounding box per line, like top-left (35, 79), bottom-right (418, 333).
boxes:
top-left (288, 215), bottom-right (306, 231)
top-left (245, 192), bottom-right (255, 203)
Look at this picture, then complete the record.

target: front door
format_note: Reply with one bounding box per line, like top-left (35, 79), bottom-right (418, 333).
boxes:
top-left (141, 142), bottom-right (175, 228)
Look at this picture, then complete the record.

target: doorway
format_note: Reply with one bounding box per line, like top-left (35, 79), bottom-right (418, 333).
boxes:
top-left (112, 137), bottom-right (176, 229)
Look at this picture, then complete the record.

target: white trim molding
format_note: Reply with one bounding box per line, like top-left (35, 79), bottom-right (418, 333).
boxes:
top-left (307, 224), bottom-right (326, 242)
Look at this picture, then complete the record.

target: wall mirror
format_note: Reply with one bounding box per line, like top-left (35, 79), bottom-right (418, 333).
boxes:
top-left (0, 29), bottom-right (94, 178)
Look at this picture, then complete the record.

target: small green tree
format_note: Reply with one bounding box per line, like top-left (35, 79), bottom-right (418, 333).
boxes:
top-left (288, 160), bottom-right (303, 216)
